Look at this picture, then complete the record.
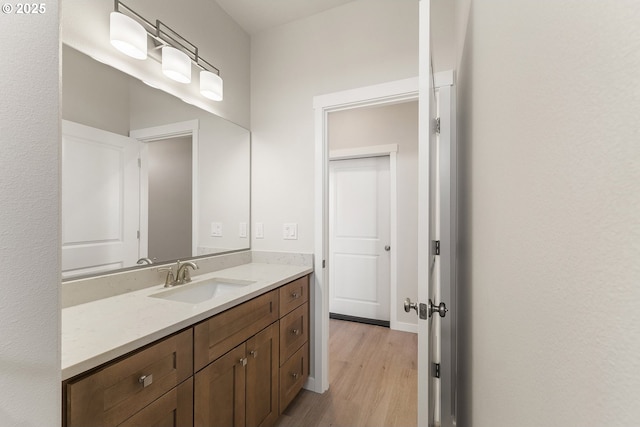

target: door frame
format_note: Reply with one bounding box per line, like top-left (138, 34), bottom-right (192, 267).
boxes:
top-left (312, 72), bottom-right (455, 401)
top-left (329, 147), bottom-right (397, 326)
top-left (130, 119), bottom-right (200, 258)
top-left (312, 78), bottom-right (419, 393)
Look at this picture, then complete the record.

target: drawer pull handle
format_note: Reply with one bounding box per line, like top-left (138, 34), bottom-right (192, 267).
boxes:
top-left (250, 350), bottom-right (258, 358)
top-left (138, 374), bottom-right (153, 388)
top-left (291, 292), bottom-right (299, 299)
top-left (239, 358), bottom-right (248, 367)
top-left (291, 329), bottom-right (301, 336)
top-left (291, 372), bottom-right (299, 379)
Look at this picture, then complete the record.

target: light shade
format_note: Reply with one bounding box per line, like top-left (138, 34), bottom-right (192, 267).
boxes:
top-left (162, 46), bottom-right (191, 84)
top-left (200, 71), bottom-right (223, 101)
top-left (110, 12), bottom-right (147, 60)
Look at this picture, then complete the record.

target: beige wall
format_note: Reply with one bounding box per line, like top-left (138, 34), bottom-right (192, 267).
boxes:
top-left (454, 1), bottom-right (640, 425)
top-left (0, 2), bottom-right (61, 424)
top-left (328, 101), bottom-right (419, 326)
top-left (251, 0), bottom-right (419, 253)
top-left (62, 45), bottom-right (130, 135)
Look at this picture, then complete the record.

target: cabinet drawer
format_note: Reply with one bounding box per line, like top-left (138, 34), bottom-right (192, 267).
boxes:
top-left (194, 290), bottom-right (279, 371)
top-left (65, 329), bottom-right (193, 427)
top-left (279, 302), bottom-right (308, 365)
top-left (279, 275), bottom-right (309, 316)
top-left (279, 342), bottom-right (309, 413)
top-left (119, 378), bottom-right (193, 427)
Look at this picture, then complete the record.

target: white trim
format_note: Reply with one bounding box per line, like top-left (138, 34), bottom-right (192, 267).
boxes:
top-left (394, 321), bottom-right (418, 334)
top-left (314, 77), bottom-right (419, 111)
top-left (313, 78), bottom-right (419, 394)
top-left (130, 120), bottom-right (200, 258)
top-left (329, 143), bottom-right (398, 160)
top-left (434, 70), bottom-right (455, 88)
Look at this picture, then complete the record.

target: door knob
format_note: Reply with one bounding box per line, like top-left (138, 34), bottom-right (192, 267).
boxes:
top-left (404, 298), bottom-right (418, 314)
top-left (428, 299), bottom-right (448, 318)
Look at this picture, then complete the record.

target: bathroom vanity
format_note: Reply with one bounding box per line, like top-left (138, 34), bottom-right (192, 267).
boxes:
top-left (61, 261), bottom-right (311, 427)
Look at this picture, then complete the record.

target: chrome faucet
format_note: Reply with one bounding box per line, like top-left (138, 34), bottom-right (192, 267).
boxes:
top-left (176, 261), bottom-right (198, 284)
top-left (136, 257), bottom-right (155, 265)
top-left (158, 260), bottom-right (199, 287)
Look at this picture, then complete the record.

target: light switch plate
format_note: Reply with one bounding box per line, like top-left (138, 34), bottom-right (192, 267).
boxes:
top-left (283, 223), bottom-right (298, 240)
top-left (255, 222), bottom-right (264, 239)
top-left (211, 222), bottom-right (222, 237)
top-left (239, 222), bottom-right (247, 238)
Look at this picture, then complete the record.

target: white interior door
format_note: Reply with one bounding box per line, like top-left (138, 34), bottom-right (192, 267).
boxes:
top-left (329, 156), bottom-right (390, 322)
top-left (417, 0), bottom-right (443, 426)
top-left (61, 120), bottom-right (140, 278)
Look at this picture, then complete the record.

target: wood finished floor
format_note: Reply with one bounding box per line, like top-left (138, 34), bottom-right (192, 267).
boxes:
top-left (274, 319), bottom-right (418, 427)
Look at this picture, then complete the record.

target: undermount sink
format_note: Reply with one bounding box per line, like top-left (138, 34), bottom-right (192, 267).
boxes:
top-left (149, 278), bottom-right (255, 304)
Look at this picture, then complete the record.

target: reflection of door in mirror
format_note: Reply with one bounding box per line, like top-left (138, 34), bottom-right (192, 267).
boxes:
top-left (61, 121), bottom-right (140, 279)
top-left (145, 136), bottom-right (192, 262)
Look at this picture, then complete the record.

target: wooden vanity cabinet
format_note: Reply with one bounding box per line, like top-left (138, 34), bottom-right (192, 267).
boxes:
top-left (63, 329), bottom-right (193, 427)
top-left (64, 274), bottom-right (310, 427)
top-left (194, 322), bottom-right (279, 427)
top-left (278, 276), bottom-right (310, 412)
top-left (194, 290), bottom-right (279, 372)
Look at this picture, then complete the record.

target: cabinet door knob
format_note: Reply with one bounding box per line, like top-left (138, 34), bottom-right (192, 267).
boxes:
top-left (291, 372), bottom-right (299, 379)
top-left (239, 358), bottom-right (248, 367)
top-left (291, 292), bottom-right (299, 299)
top-left (291, 329), bottom-right (300, 336)
top-left (138, 374), bottom-right (153, 388)
top-left (249, 350), bottom-right (258, 358)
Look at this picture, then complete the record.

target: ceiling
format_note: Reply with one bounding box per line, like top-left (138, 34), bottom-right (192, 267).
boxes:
top-left (215, 0), bottom-right (357, 35)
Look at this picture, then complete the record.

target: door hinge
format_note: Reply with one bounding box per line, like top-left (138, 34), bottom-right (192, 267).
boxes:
top-left (138, 158), bottom-right (141, 167)
top-left (434, 117), bottom-right (441, 134)
top-left (322, 259), bottom-right (326, 268)
top-left (432, 240), bottom-right (440, 256)
top-left (137, 230), bottom-right (140, 239)
top-left (432, 362), bottom-right (441, 379)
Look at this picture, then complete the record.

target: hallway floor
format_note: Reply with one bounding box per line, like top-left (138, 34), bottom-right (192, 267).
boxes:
top-left (274, 319), bottom-right (418, 427)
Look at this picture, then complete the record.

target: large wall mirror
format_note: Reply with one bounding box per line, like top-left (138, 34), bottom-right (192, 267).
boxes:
top-left (61, 45), bottom-right (250, 279)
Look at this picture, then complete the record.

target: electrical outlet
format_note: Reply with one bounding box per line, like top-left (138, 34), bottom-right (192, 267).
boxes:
top-left (210, 222), bottom-right (222, 237)
top-left (283, 223), bottom-right (298, 240)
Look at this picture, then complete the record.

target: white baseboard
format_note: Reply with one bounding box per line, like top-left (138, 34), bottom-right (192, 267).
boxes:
top-left (391, 321), bottom-right (418, 334)
top-left (303, 376), bottom-right (325, 394)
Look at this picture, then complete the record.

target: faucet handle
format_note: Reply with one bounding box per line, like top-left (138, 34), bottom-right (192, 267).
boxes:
top-left (158, 267), bottom-right (176, 287)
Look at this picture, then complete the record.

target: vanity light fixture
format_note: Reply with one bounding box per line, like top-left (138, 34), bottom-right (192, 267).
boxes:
top-left (109, 11), bottom-right (147, 60)
top-left (200, 70), bottom-right (223, 101)
top-left (110, 0), bottom-right (224, 100)
top-left (162, 46), bottom-right (191, 84)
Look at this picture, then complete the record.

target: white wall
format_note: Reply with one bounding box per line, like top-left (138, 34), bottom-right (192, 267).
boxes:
top-left (62, 0), bottom-right (251, 128)
top-left (328, 102), bottom-right (419, 326)
top-left (0, 3), bottom-right (61, 425)
top-left (454, 1), bottom-right (640, 426)
top-left (251, 0), bottom-right (419, 253)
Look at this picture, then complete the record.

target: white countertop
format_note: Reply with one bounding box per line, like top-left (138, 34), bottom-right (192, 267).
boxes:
top-left (62, 262), bottom-right (312, 381)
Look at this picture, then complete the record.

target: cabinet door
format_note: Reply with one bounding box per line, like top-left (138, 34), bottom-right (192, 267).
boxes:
top-left (195, 343), bottom-right (246, 427)
top-left (119, 378), bottom-right (193, 427)
top-left (246, 323), bottom-right (279, 427)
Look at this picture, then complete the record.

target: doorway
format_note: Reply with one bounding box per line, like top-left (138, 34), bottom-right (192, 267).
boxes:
top-left (130, 119), bottom-right (199, 261)
top-left (146, 135), bottom-right (193, 261)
